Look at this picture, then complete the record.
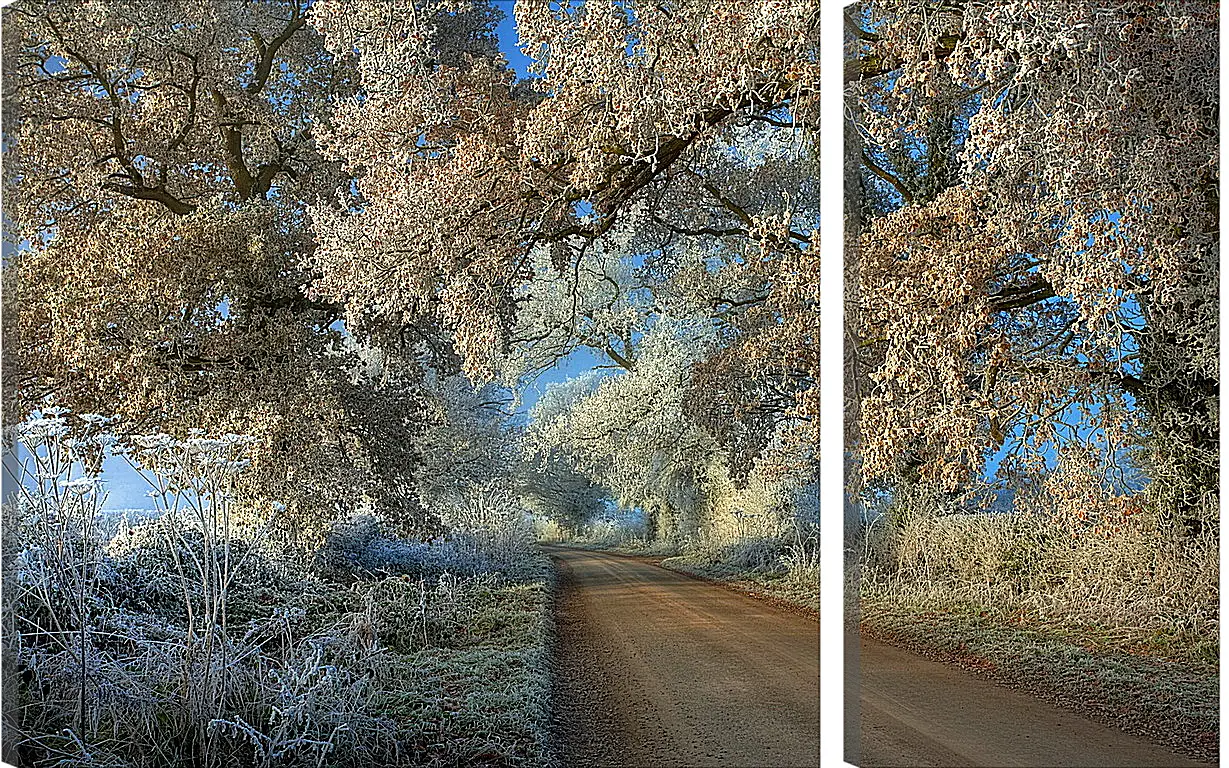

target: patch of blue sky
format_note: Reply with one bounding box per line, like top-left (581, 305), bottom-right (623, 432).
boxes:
top-left (277, 60), bottom-right (304, 89)
top-left (98, 460), bottom-right (161, 509)
top-left (1, 226), bottom-right (27, 267)
top-left (414, 133), bottom-right (445, 160)
top-left (572, 199), bottom-right (596, 221)
top-left (493, 2), bottom-right (537, 79)
top-left (543, 1), bottom-right (583, 18)
top-left (980, 300), bottom-right (1143, 484)
top-left (983, 392), bottom-right (1144, 494)
top-left (5, 438), bottom-right (159, 512)
top-left (513, 345), bottom-right (621, 422)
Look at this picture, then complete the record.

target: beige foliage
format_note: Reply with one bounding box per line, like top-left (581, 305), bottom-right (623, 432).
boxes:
top-left (849, 1), bottom-right (1217, 527)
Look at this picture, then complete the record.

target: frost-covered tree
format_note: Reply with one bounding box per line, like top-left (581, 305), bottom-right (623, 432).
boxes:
top-left (646, 120), bottom-right (820, 482)
top-left (4, 0), bottom-right (341, 416)
top-left (4, 0), bottom-right (820, 534)
top-left (499, 223), bottom-right (652, 383)
top-left (517, 450), bottom-right (611, 536)
top-left (1, 0), bottom-right (440, 533)
top-left (524, 316), bottom-right (718, 539)
top-left (500, 120), bottom-right (820, 488)
top-left (521, 307), bottom-right (816, 556)
top-left (413, 371), bottom-right (516, 513)
top-left (847, 2), bottom-right (1217, 532)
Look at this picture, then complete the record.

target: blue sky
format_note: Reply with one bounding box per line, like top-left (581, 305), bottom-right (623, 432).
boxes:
top-left (493, 2), bottom-right (536, 79)
top-left (514, 347), bottom-right (613, 419)
top-left (494, 7), bottom-right (623, 424)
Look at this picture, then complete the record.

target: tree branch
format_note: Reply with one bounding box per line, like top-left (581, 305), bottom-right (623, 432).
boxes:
top-left (844, 9), bottom-right (880, 41)
top-left (246, 5), bottom-right (308, 95)
top-left (989, 280), bottom-right (1057, 312)
top-left (861, 151), bottom-right (914, 204)
top-left (211, 89), bottom-right (256, 199)
top-left (102, 182), bottom-right (197, 215)
top-left (602, 345), bottom-right (636, 371)
top-left (650, 212), bottom-right (747, 240)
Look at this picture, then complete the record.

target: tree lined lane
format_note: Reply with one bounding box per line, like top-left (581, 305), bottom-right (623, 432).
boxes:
top-left (545, 545), bottom-right (819, 768)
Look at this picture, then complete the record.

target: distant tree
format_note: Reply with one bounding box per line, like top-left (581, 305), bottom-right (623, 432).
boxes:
top-left (523, 316), bottom-right (718, 539)
top-left (847, 1), bottom-right (1217, 532)
top-left (518, 449), bottom-right (611, 536)
top-left (497, 222), bottom-right (652, 383)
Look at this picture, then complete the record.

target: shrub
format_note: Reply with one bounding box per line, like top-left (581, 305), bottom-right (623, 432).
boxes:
top-left (314, 515), bottom-right (487, 581)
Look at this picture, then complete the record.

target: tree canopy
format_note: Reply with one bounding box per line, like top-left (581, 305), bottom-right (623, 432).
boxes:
top-left (4, 0), bottom-right (820, 540)
top-left (846, 1), bottom-right (1217, 532)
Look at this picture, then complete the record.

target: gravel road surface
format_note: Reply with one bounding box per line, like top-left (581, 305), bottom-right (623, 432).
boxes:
top-left (544, 545), bottom-right (1202, 768)
top-left (545, 545), bottom-right (820, 768)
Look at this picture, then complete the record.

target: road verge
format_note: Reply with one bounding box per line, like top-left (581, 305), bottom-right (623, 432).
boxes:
top-left (860, 598), bottom-right (1218, 765)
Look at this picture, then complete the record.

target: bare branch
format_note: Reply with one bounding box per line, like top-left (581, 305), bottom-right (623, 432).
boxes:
top-left (246, 5), bottom-right (308, 95)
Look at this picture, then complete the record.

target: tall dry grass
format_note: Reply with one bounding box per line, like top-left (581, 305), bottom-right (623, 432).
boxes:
top-left (855, 498), bottom-right (1218, 659)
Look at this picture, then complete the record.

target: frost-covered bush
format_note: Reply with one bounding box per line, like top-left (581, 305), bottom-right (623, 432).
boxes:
top-left (573, 508), bottom-right (651, 547)
top-left (437, 485), bottom-right (539, 577)
top-left (6, 412), bottom-right (278, 765)
top-left (355, 571), bottom-right (538, 653)
top-left (780, 508), bottom-right (820, 585)
top-left (695, 534), bottom-right (786, 571)
top-left (661, 498), bottom-right (820, 608)
top-left (688, 506), bottom-right (790, 570)
top-left (208, 635), bottom-right (402, 768)
top-left (314, 498), bottom-right (542, 583)
top-left (314, 514), bottom-right (487, 580)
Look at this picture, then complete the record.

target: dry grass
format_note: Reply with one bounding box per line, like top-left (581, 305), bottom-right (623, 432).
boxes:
top-left (5, 504), bottom-right (556, 768)
top-left (660, 558), bottom-right (819, 615)
top-left (857, 507), bottom-right (1217, 661)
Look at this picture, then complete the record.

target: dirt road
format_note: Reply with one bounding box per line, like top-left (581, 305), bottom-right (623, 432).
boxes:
top-left (856, 635), bottom-right (1212, 767)
top-left (544, 545), bottom-right (819, 768)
